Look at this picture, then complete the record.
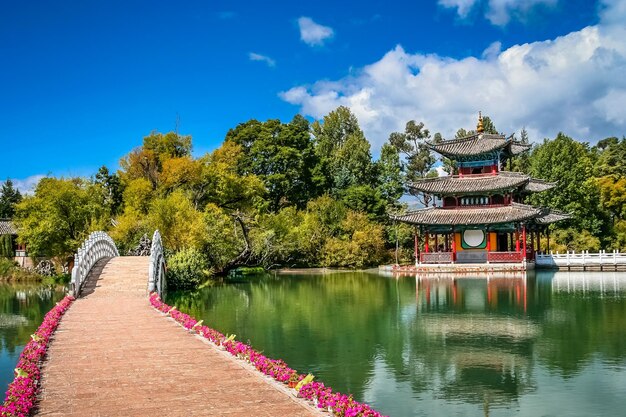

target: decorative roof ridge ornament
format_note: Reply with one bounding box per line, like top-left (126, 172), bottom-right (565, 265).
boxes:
top-left (477, 111), bottom-right (484, 133)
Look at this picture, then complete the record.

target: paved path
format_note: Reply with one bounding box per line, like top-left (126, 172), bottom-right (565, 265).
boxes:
top-left (37, 256), bottom-right (319, 417)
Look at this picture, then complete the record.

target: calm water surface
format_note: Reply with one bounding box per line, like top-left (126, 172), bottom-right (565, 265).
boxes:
top-left (0, 284), bottom-right (66, 393)
top-left (168, 270), bottom-right (626, 417)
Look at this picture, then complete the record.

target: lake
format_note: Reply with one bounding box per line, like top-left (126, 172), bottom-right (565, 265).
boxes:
top-left (168, 270), bottom-right (626, 417)
top-left (0, 283), bottom-right (66, 393)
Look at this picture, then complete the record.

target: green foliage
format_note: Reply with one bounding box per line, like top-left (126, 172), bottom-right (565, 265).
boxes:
top-left (226, 115), bottom-right (318, 210)
top-left (14, 178), bottom-right (106, 259)
top-left (527, 133), bottom-right (608, 236)
top-left (148, 190), bottom-right (205, 252)
top-left (321, 211), bottom-right (386, 268)
top-left (0, 179), bottom-right (22, 218)
top-left (388, 120), bottom-right (436, 205)
top-left (312, 106), bottom-right (374, 194)
top-left (166, 248), bottom-right (212, 290)
top-left (0, 235), bottom-right (13, 258)
top-left (376, 144), bottom-right (404, 205)
top-left (94, 166), bottom-right (123, 216)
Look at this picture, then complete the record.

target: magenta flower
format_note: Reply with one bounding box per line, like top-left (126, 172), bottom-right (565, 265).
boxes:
top-left (149, 293), bottom-right (387, 417)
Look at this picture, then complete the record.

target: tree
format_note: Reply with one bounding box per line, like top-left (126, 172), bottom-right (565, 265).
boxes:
top-left (312, 106), bottom-right (374, 194)
top-left (388, 120), bottom-right (436, 205)
top-left (94, 166), bottom-right (123, 216)
top-left (14, 178), bottom-right (105, 260)
top-left (527, 133), bottom-right (609, 240)
top-left (376, 143), bottom-right (404, 206)
top-left (509, 127), bottom-right (532, 173)
top-left (0, 179), bottom-right (22, 218)
top-left (225, 115), bottom-right (319, 210)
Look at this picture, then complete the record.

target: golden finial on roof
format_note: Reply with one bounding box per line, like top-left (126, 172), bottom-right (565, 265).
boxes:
top-left (476, 111), bottom-right (484, 133)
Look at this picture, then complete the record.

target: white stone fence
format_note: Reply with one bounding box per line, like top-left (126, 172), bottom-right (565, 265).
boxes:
top-left (148, 230), bottom-right (166, 296)
top-left (70, 231), bottom-right (119, 296)
top-left (536, 250), bottom-right (626, 268)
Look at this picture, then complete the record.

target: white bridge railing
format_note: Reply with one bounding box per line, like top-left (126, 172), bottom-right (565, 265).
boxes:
top-left (536, 250), bottom-right (626, 268)
top-left (70, 231), bottom-right (119, 296)
top-left (148, 230), bottom-right (166, 296)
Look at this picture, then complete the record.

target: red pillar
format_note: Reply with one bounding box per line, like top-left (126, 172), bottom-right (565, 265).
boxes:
top-left (451, 235), bottom-right (456, 262)
top-left (414, 231), bottom-right (419, 264)
top-left (486, 232), bottom-right (491, 252)
top-left (425, 232), bottom-right (430, 253)
top-left (515, 229), bottom-right (520, 252)
top-left (522, 225), bottom-right (527, 260)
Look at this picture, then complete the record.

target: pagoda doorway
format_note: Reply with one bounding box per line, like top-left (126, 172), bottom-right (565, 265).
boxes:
top-left (496, 233), bottom-right (509, 251)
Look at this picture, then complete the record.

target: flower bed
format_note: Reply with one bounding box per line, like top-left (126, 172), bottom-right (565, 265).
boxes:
top-left (149, 293), bottom-right (386, 417)
top-left (0, 295), bottom-right (74, 417)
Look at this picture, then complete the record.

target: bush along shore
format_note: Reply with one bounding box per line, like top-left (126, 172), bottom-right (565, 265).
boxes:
top-left (0, 295), bottom-right (74, 417)
top-left (149, 293), bottom-right (386, 417)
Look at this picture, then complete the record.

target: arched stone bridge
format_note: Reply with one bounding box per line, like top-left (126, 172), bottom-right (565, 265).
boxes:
top-left (36, 231), bottom-right (320, 417)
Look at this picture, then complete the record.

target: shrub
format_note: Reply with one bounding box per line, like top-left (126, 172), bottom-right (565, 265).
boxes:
top-left (166, 248), bottom-right (212, 290)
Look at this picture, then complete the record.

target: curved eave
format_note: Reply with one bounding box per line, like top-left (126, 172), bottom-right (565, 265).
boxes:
top-left (391, 203), bottom-right (544, 226)
top-left (534, 209), bottom-right (571, 224)
top-left (508, 142), bottom-right (532, 156)
top-left (523, 179), bottom-right (557, 193)
top-left (408, 172), bottom-right (531, 196)
top-left (425, 133), bottom-right (509, 159)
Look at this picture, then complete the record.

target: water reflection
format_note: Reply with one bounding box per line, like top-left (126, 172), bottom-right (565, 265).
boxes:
top-left (168, 270), bottom-right (626, 417)
top-left (0, 284), bottom-right (66, 392)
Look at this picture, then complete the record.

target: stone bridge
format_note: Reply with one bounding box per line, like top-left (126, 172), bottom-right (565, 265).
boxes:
top-left (35, 231), bottom-right (320, 417)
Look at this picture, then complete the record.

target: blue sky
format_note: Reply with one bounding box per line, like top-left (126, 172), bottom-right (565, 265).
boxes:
top-left (2, 0), bottom-right (625, 191)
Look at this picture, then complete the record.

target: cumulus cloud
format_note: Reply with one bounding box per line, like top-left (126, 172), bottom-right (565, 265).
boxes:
top-left (249, 52), bottom-right (276, 67)
top-left (281, 0), bottom-right (626, 151)
top-left (439, 0), bottom-right (558, 26)
top-left (11, 174), bottom-right (45, 195)
top-left (297, 17), bottom-right (334, 46)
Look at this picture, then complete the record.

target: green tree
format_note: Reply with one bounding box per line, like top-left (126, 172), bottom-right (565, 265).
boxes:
top-left (527, 133), bottom-right (609, 239)
top-left (509, 128), bottom-right (531, 173)
top-left (312, 106), bottom-right (374, 194)
top-left (0, 179), bottom-right (22, 218)
top-left (376, 143), bottom-right (404, 205)
top-left (14, 178), bottom-right (105, 260)
top-left (94, 166), bottom-right (123, 216)
top-left (389, 120), bottom-right (436, 205)
top-left (226, 115), bottom-right (318, 210)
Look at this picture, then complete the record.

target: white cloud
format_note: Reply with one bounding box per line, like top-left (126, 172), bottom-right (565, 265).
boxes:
top-left (297, 17), bottom-right (334, 46)
top-left (11, 175), bottom-right (45, 195)
top-left (438, 0), bottom-right (558, 26)
top-left (281, 0), bottom-right (626, 151)
top-left (248, 52), bottom-right (276, 67)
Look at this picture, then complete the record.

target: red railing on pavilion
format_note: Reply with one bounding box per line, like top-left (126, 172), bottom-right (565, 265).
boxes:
top-left (487, 251), bottom-right (524, 263)
top-left (421, 252), bottom-right (454, 264)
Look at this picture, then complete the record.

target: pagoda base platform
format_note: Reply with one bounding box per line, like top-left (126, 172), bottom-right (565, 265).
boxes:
top-left (379, 261), bottom-right (534, 275)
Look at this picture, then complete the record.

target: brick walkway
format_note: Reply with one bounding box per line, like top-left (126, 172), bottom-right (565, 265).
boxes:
top-left (37, 257), bottom-right (320, 417)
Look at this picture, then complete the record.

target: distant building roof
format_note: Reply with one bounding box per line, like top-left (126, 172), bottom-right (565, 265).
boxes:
top-left (0, 219), bottom-right (17, 235)
top-left (392, 203), bottom-right (544, 226)
top-left (408, 172), bottom-right (555, 196)
top-left (425, 133), bottom-right (531, 160)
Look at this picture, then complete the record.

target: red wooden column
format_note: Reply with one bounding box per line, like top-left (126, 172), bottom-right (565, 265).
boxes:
top-left (424, 232), bottom-right (430, 253)
top-left (451, 233), bottom-right (456, 262)
top-left (515, 228), bottom-right (520, 252)
top-left (522, 224), bottom-right (527, 260)
top-left (414, 230), bottom-right (419, 265)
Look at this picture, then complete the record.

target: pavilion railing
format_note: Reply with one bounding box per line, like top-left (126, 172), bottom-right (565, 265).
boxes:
top-left (421, 252), bottom-right (454, 264)
top-left (488, 251), bottom-right (524, 263)
top-left (70, 231), bottom-right (119, 297)
top-left (148, 230), bottom-right (166, 297)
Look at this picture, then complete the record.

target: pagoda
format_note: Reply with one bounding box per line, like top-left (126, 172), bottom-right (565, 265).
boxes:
top-left (393, 113), bottom-right (569, 268)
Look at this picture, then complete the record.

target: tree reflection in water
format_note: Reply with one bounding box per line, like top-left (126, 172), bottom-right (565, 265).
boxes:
top-left (168, 270), bottom-right (626, 417)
